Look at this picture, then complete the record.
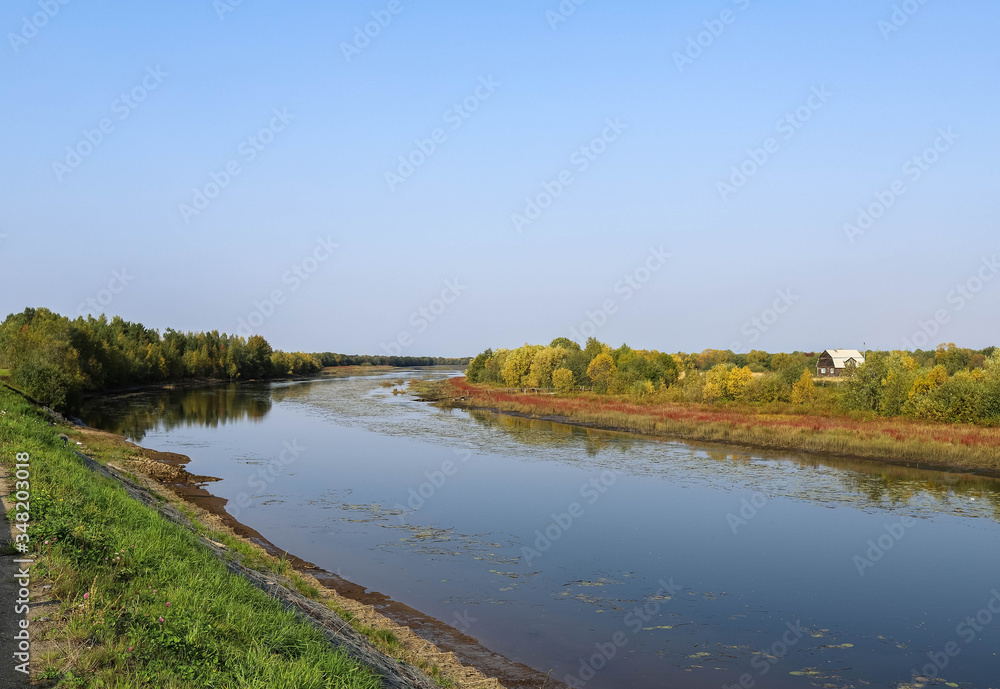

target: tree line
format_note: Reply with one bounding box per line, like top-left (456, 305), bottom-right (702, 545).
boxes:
top-left (316, 353), bottom-right (471, 367)
top-left (465, 339), bottom-right (1000, 425)
top-left (0, 308), bottom-right (468, 411)
top-left (466, 338), bottom-right (680, 394)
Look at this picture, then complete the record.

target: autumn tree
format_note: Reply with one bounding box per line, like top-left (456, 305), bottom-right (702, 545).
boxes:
top-left (703, 364), bottom-right (730, 403)
top-left (553, 367), bottom-right (575, 392)
top-left (587, 353), bottom-right (617, 392)
top-left (726, 366), bottom-right (754, 401)
top-left (791, 369), bottom-right (815, 404)
top-left (502, 345), bottom-right (541, 387)
top-left (527, 346), bottom-right (568, 388)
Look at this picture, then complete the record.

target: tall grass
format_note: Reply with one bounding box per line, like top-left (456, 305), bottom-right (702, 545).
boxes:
top-left (0, 387), bottom-right (382, 688)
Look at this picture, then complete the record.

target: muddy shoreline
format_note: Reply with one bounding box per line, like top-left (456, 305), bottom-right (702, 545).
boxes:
top-left (95, 430), bottom-right (564, 689)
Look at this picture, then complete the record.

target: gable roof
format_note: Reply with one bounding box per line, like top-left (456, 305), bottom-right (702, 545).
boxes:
top-left (822, 349), bottom-right (865, 369)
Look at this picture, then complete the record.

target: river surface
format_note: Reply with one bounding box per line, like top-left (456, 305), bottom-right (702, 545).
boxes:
top-left (80, 370), bottom-right (1000, 689)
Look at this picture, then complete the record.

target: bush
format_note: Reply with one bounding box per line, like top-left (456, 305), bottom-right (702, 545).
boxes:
top-left (13, 359), bottom-right (81, 411)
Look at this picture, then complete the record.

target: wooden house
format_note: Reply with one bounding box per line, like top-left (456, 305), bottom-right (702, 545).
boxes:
top-left (817, 349), bottom-right (864, 377)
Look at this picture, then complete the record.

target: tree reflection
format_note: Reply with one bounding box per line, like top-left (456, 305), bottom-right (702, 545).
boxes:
top-left (81, 383), bottom-right (273, 441)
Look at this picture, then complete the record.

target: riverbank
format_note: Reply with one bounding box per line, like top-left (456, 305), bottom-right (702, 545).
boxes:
top-left (434, 378), bottom-right (1000, 475)
top-left (0, 385), bottom-right (515, 689)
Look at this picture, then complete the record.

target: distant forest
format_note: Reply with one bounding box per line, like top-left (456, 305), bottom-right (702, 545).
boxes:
top-left (316, 353), bottom-right (471, 368)
top-left (0, 308), bottom-right (468, 411)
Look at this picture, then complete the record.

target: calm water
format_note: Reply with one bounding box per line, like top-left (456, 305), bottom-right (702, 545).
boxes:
top-left (81, 371), bottom-right (1000, 689)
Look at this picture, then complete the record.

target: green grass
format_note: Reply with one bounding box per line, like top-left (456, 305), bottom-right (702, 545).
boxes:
top-left (0, 386), bottom-right (383, 689)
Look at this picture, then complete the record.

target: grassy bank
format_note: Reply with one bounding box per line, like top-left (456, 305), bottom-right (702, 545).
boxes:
top-left (0, 386), bottom-right (394, 688)
top-left (439, 378), bottom-right (1000, 473)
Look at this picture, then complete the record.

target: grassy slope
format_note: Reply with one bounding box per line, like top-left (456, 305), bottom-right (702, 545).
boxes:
top-left (444, 379), bottom-right (1000, 473)
top-left (1, 386), bottom-right (384, 689)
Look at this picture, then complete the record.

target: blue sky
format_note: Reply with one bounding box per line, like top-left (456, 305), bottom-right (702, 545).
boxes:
top-left (1, 0), bottom-right (997, 356)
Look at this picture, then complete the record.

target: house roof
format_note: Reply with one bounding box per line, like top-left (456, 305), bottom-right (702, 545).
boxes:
top-left (823, 349), bottom-right (865, 368)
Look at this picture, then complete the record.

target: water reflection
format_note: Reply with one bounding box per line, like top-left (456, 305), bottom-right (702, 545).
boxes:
top-left (81, 383), bottom-right (273, 440)
top-left (474, 408), bottom-right (1000, 523)
top-left (468, 410), bottom-right (636, 457)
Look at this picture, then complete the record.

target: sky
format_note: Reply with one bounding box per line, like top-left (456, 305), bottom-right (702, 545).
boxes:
top-left (1, 0), bottom-right (998, 357)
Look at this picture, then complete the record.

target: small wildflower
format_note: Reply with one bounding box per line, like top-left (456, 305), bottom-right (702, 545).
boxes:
top-left (128, 646), bottom-right (133, 652)
top-left (166, 602), bottom-right (171, 608)
top-left (83, 593), bottom-right (89, 600)
top-left (158, 617), bottom-right (164, 623)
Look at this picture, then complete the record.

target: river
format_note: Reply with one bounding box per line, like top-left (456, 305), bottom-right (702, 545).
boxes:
top-left (80, 370), bottom-right (1000, 689)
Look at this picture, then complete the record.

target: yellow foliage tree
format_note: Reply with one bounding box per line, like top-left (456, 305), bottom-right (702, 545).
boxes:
top-left (727, 366), bottom-right (753, 401)
top-left (552, 367), bottom-right (575, 393)
top-left (909, 364), bottom-right (948, 399)
top-left (587, 353), bottom-right (617, 392)
top-left (703, 364), bottom-right (730, 403)
top-left (791, 369), bottom-right (815, 404)
top-left (502, 344), bottom-right (540, 387)
top-left (527, 346), bottom-right (568, 388)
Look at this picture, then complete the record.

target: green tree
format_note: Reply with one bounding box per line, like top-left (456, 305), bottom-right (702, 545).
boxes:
top-left (465, 349), bottom-right (491, 383)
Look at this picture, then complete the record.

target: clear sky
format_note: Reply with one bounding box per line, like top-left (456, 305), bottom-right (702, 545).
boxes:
top-left (2, 0), bottom-right (997, 357)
